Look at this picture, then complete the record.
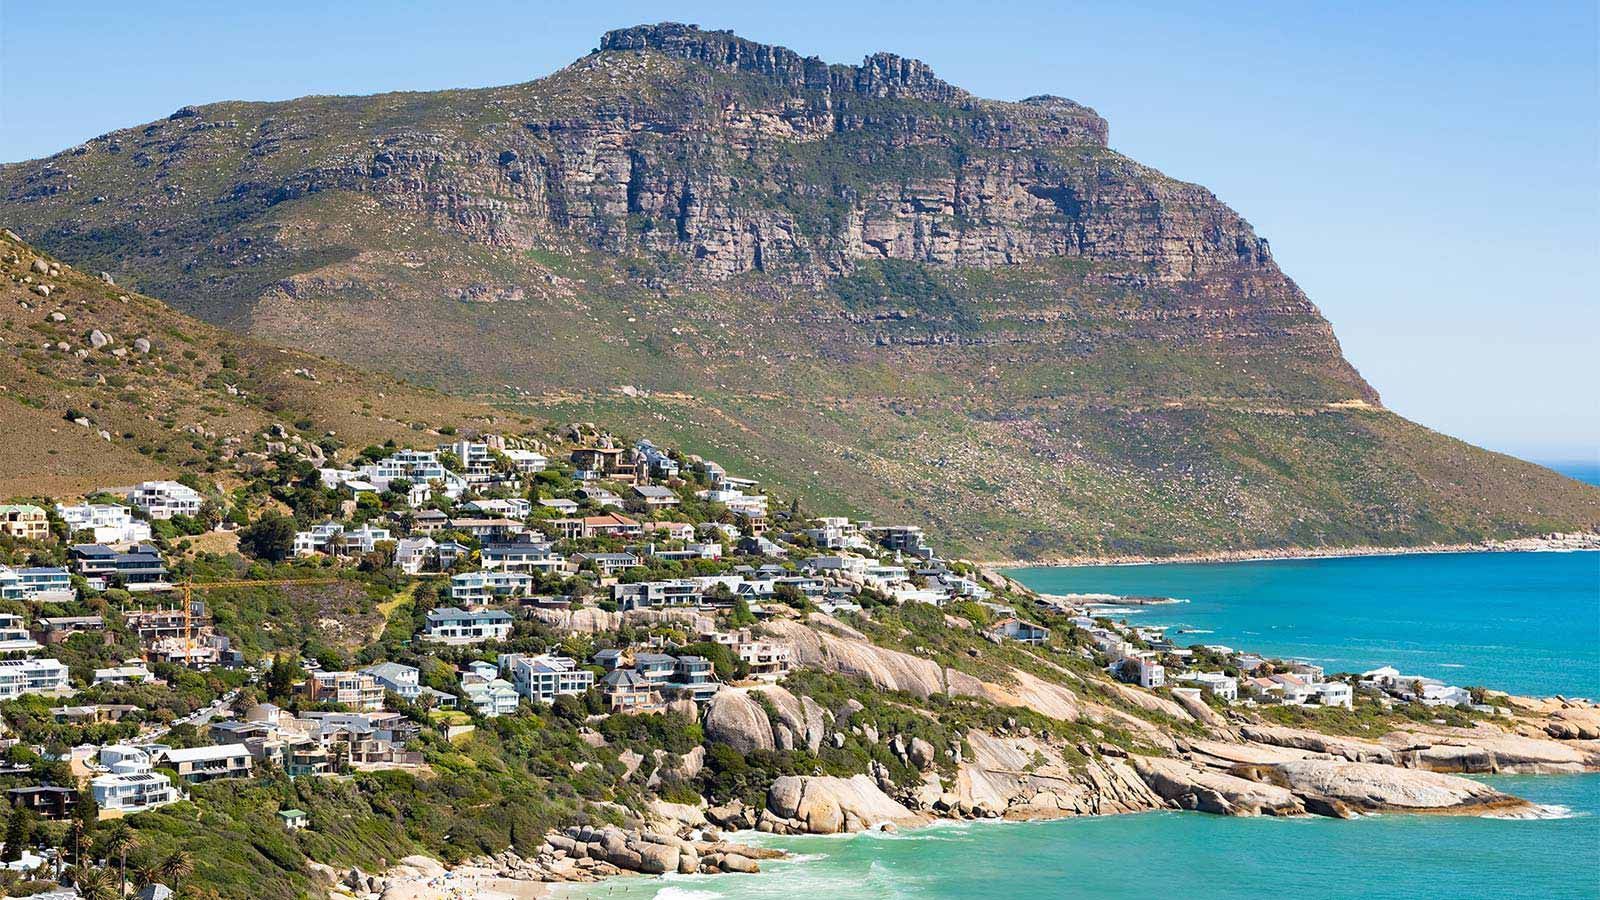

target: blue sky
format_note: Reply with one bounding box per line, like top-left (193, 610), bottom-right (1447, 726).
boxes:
top-left (2, 1), bottom-right (1595, 461)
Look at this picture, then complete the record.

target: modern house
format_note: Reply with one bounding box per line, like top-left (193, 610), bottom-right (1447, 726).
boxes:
top-left (0, 565), bottom-right (73, 601)
top-left (630, 485), bottom-right (680, 508)
top-left (448, 572), bottom-right (534, 605)
top-left (552, 513), bottom-right (642, 540)
top-left (481, 535), bottom-right (565, 574)
top-left (7, 785), bottom-right (77, 820)
top-left (569, 446), bottom-right (638, 483)
top-left (160, 743), bottom-right (254, 782)
top-left (93, 662), bottom-right (158, 686)
top-left (599, 669), bottom-right (663, 713)
top-left (127, 481), bottom-right (203, 520)
top-left (0, 614), bottom-right (42, 653)
top-left (56, 503), bottom-right (152, 545)
top-left (614, 579), bottom-right (702, 610)
top-left (1177, 671), bottom-right (1239, 702)
top-left (460, 672), bottom-right (520, 718)
top-left (0, 656), bottom-right (66, 698)
top-left (303, 670), bottom-right (386, 711)
top-left (573, 552), bottom-right (640, 578)
top-left (498, 654), bottom-right (594, 703)
top-left (71, 543), bottom-right (171, 592)
top-left (393, 536), bottom-right (438, 575)
top-left (91, 770), bottom-right (178, 816)
top-left (423, 606), bottom-right (515, 644)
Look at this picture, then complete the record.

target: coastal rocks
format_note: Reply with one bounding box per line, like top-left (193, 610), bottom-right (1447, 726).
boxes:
top-left (1132, 756), bottom-right (1305, 817)
top-left (703, 690), bottom-right (775, 753)
top-left (1171, 689), bottom-right (1225, 728)
top-left (1239, 724), bottom-right (1395, 764)
top-left (763, 774), bottom-right (925, 834)
top-left (1379, 728), bottom-right (1599, 774)
top-left (752, 685), bottom-right (830, 753)
top-left (766, 617), bottom-right (948, 698)
top-left (950, 731), bottom-right (1163, 818)
top-left (1261, 759), bottom-right (1526, 815)
top-left (549, 825), bottom-right (781, 878)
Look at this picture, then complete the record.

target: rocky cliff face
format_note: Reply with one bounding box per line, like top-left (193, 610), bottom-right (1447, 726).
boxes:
top-left (4, 22), bottom-right (1596, 557)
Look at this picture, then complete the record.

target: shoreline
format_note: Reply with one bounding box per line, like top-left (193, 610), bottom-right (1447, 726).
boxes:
top-left (979, 532), bottom-right (1600, 570)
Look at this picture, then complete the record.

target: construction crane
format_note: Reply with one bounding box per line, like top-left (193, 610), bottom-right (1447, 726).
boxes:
top-left (165, 577), bottom-right (341, 665)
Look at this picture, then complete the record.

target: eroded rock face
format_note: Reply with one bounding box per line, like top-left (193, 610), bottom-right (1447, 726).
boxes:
top-left (1239, 724), bottom-right (1395, 764)
top-left (1263, 759), bottom-right (1526, 814)
top-left (1132, 756), bottom-right (1305, 817)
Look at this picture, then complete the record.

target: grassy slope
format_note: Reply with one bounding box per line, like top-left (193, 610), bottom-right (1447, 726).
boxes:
top-left (0, 230), bottom-right (528, 498)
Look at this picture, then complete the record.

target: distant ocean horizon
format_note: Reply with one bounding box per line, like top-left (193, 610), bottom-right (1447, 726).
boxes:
top-left (1539, 458), bottom-right (1600, 486)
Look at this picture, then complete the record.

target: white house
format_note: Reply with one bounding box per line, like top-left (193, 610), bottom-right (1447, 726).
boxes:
top-left (423, 607), bottom-right (515, 644)
top-left (1177, 671), bottom-right (1238, 702)
top-left (461, 673), bottom-right (520, 718)
top-left (393, 537), bottom-right (437, 575)
top-left (449, 572), bottom-right (534, 604)
top-left (361, 662), bottom-right (421, 700)
top-left (56, 503), bottom-right (152, 545)
top-left (0, 658), bottom-right (69, 699)
top-left (127, 481), bottom-right (203, 520)
top-left (499, 654), bottom-right (594, 703)
top-left (91, 770), bottom-right (179, 814)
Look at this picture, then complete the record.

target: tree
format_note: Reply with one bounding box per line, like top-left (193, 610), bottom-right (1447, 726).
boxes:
top-left (101, 820), bottom-right (136, 898)
top-left (238, 513), bottom-right (296, 562)
top-left (266, 653), bottom-right (302, 701)
top-left (727, 595), bottom-right (756, 627)
top-left (72, 866), bottom-right (118, 900)
top-left (1, 803), bottom-right (31, 862)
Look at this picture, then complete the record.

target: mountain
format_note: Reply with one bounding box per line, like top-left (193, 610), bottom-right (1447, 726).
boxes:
top-left (0, 229), bottom-right (518, 497)
top-left (2, 23), bottom-right (1594, 556)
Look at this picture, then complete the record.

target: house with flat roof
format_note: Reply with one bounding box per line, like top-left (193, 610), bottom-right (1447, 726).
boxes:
top-left (498, 653), bottom-right (594, 703)
top-left (160, 743), bottom-right (253, 782)
top-left (448, 572), bottom-right (534, 605)
top-left (91, 770), bottom-right (178, 816)
top-left (127, 481), bottom-right (203, 520)
top-left (71, 543), bottom-right (171, 592)
top-left (423, 606), bottom-right (515, 644)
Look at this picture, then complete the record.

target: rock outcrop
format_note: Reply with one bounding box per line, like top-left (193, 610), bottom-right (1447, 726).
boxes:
top-left (762, 774), bottom-right (926, 834)
top-left (703, 691), bottom-right (775, 754)
top-left (1260, 759), bottom-right (1527, 815)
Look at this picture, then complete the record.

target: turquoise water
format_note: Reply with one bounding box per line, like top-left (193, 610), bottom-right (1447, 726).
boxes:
top-left (567, 551), bottom-right (1600, 898)
top-left (567, 774), bottom-right (1600, 899)
top-left (1008, 551), bottom-right (1600, 697)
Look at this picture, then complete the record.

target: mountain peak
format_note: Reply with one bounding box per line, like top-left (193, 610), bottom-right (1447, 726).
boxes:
top-left (598, 22), bottom-right (966, 103)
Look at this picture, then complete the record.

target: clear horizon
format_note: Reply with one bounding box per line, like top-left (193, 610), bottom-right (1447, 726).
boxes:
top-left (1, 1), bottom-right (1595, 461)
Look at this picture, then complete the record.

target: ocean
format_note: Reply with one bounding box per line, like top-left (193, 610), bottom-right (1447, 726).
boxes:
top-left (566, 774), bottom-right (1598, 899)
top-left (566, 549), bottom-right (1600, 899)
top-left (1008, 550), bottom-right (1600, 697)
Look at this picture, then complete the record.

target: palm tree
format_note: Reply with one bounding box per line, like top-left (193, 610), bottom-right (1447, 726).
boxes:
top-left (160, 849), bottom-right (195, 893)
top-left (68, 818), bottom-right (88, 869)
top-left (101, 821), bottom-right (136, 898)
top-left (74, 867), bottom-right (119, 900)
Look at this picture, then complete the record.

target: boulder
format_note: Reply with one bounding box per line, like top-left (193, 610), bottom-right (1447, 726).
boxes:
top-left (704, 691), bottom-right (774, 754)
top-left (766, 774), bottom-right (922, 834)
top-left (88, 328), bottom-right (112, 349)
top-left (908, 736), bottom-right (936, 770)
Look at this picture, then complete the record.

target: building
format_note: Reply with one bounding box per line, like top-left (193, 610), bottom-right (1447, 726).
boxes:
top-left (304, 670), bottom-right (385, 711)
top-left (361, 662), bottom-right (421, 700)
top-left (35, 615), bottom-right (106, 644)
top-left (91, 771), bottom-right (178, 816)
top-left (0, 566), bottom-right (73, 601)
top-left (503, 449), bottom-right (548, 473)
top-left (552, 513), bottom-right (642, 540)
top-left (0, 658), bottom-right (66, 699)
top-left (634, 440), bottom-right (679, 478)
top-left (461, 673), bottom-right (520, 718)
top-left (600, 669), bottom-right (663, 713)
top-left (393, 536), bottom-right (437, 575)
top-left (570, 446), bottom-right (638, 483)
top-left (1113, 656), bottom-right (1164, 689)
top-left (0, 614), bottom-right (42, 653)
top-left (278, 808), bottom-right (310, 830)
top-left (481, 536), bottom-right (565, 574)
top-left (93, 662), bottom-right (157, 686)
top-left (0, 504), bottom-right (50, 541)
top-left (71, 543), bottom-right (170, 592)
top-left (630, 485), bottom-right (680, 508)
top-left (1177, 671), bottom-right (1239, 702)
top-left (56, 503), bottom-right (151, 545)
top-left (499, 654), bottom-right (594, 703)
top-left (573, 552), bottom-right (640, 578)
top-left (986, 617), bottom-right (1050, 645)
top-left (423, 606), bottom-right (515, 644)
top-left (7, 785), bottom-right (77, 820)
top-left (448, 571), bottom-right (534, 604)
top-left (160, 744), bottom-right (253, 782)
top-left (127, 481), bottom-right (203, 520)
top-left (614, 579), bottom-right (701, 610)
